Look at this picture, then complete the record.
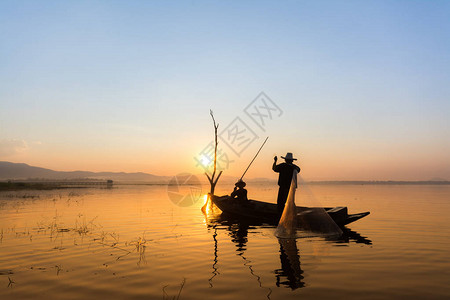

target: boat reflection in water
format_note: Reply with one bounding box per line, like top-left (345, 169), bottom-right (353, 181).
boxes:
top-left (209, 216), bottom-right (304, 290)
top-left (205, 208), bottom-right (372, 291)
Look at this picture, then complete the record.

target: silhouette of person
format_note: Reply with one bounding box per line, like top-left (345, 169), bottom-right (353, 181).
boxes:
top-left (228, 222), bottom-right (249, 252)
top-left (273, 153), bottom-right (300, 215)
top-left (230, 179), bottom-right (248, 202)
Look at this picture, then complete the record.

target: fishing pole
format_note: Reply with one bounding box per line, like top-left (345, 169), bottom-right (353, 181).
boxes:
top-left (239, 136), bottom-right (269, 181)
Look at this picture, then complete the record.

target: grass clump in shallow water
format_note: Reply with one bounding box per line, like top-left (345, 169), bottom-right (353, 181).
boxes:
top-left (163, 278), bottom-right (186, 300)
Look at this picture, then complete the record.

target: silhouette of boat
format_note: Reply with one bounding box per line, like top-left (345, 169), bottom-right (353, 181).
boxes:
top-left (210, 195), bottom-right (370, 226)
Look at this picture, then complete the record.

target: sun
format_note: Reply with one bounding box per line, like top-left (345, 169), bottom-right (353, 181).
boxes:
top-left (200, 155), bottom-right (212, 167)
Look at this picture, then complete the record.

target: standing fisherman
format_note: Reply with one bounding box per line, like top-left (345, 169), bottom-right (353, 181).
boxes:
top-left (273, 152), bottom-right (300, 215)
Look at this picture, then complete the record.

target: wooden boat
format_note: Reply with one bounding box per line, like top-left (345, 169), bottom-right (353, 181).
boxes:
top-left (210, 195), bottom-right (370, 227)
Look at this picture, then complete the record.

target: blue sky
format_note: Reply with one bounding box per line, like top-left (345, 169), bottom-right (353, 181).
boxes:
top-left (0, 1), bottom-right (449, 180)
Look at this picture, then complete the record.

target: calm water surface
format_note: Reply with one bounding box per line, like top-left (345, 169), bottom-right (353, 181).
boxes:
top-left (1, 184), bottom-right (449, 299)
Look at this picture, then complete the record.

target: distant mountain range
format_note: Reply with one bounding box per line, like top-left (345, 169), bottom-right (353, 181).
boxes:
top-left (0, 161), bottom-right (274, 184)
top-left (0, 161), bottom-right (170, 183)
top-left (0, 161), bottom-right (448, 185)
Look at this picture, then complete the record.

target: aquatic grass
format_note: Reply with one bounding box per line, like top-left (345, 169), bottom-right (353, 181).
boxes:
top-left (54, 264), bottom-right (62, 275)
top-left (129, 234), bottom-right (147, 250)
top-left (118, 232), bottom-right (149, 265)
top-left (68, 192), bottom-right (81, 197)
top-left (163, 278), bottom-right (186, 300)
top-left (108, 232), bottom-right (120, 246)
top-left (1, 193), bottom-right (40, 199)
top-left (7, 277), bottom-right (15, 288)
top-left (74, 215), bottom-right (99, 235)
top-left (0, 196), bottom-right (167, 279)
top-left (0, 195), bottom-right (186, 272)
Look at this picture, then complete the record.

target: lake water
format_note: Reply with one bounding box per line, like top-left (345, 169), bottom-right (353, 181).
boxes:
top-left (1, 183), bottom-right (449, 299)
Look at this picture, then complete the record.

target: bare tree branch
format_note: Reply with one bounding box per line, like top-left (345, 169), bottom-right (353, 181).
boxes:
top-left (213, 171), bottom-right (223, 185)
top-left (210, 110), bottom-right (218, 181)
top-left (204, 110), bottom-right (223, 196)
top-left (205, 172), bottom-right (212, 183)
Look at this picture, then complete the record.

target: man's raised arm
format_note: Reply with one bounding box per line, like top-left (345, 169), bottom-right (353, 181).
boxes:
top-left (272, 156), bottom-right (279, 172)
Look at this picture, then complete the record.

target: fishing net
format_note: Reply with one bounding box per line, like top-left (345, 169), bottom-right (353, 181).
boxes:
top-left (275, 171), bottom-right (343, 238)
top-left (296, 176), bottom-right (343, 238)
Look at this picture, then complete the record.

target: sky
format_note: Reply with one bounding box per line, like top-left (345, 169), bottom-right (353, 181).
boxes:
top-left (0, 0), bottom-right (449, 181)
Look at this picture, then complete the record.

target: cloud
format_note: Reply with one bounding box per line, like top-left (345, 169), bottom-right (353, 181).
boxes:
top-left (0, 139), bottom-right (29, 157)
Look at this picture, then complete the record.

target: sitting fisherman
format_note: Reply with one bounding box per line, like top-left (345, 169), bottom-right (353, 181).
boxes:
top-left (230, 179), bottom-right (248, 201)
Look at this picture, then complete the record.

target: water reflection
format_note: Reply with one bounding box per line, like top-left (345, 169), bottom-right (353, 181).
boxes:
top-left (226, 221), bottom-right (273, 298)
top-left (276, 238), bottom-right (304, 289)
top-left (225, 221), bottom-right (304, 290)
top-left (205, 210), bottom-right (372, 291)
top-left (226, 220), bottom-right (304, 290)
top-left (227, 222), bottom-right (249, 252)
top-left (2, 185), bottom-right (448, 299)
top-left (208, 226), bottom-right (219, 288)
top-left (340, 228), bottom-right (372, 245)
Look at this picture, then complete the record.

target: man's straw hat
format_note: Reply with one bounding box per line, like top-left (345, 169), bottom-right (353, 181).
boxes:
top-left (281, 152), bottom-right (297, 161)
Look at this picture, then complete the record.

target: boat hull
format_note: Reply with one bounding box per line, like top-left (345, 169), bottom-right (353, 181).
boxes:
top-left (210, 195), bottom-right (369, 226)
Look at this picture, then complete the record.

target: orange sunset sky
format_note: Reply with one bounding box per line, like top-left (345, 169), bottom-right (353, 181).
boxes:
top-left (1, 1), bottom-right (449, 181)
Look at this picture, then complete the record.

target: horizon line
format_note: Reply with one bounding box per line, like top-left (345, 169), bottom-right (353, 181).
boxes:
top-left (1, 161), bottom-right (448, 183)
